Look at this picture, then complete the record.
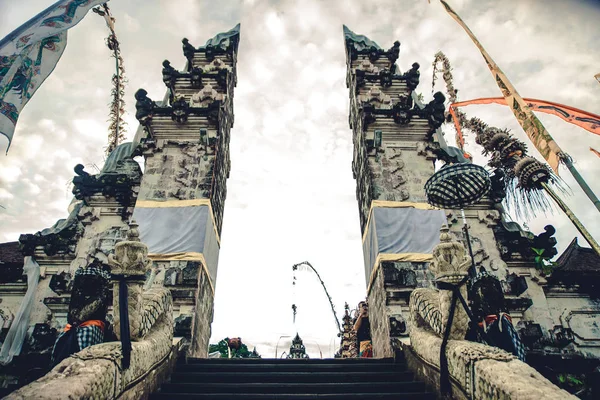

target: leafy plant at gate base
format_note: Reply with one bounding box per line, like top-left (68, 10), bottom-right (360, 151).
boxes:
top-left (531, 247), bottom-right (555, 275)
top-left (208, 337), bottom-right (261, 358)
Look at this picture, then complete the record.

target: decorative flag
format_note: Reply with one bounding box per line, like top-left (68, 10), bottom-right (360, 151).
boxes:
top-left (448, 97), bottom-right (600, 149)
top-left (0, 0), bottom-right (107, 152)
top-left (435, 0), bottom-right (563, 173)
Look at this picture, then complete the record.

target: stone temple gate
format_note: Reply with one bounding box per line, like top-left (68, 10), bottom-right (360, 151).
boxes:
top-left (0, 24), bottom-right (598, 399)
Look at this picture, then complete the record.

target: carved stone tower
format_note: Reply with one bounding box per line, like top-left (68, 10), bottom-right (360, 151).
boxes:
top-left (344, 26), bottom-right (447, 357)
top-left (133, 25), bottom-right (240, 357)
top-left (343, 26), bottom-right (562, 359)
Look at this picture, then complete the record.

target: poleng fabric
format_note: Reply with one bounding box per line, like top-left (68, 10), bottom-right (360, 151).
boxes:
top-left (51, 320), bottom-right (105, 366)
top-left (480, 313), bottom-right (526, 362)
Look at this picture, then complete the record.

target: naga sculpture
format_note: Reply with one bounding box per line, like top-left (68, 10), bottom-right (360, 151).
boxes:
top-left (407, 227), bottom-right (572, 399)
top-left (410, 225), bottom-right (470, 341)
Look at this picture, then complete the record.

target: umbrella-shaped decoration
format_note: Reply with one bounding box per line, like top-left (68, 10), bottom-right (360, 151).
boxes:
top-left (425, 163), bottom-right (491, 276)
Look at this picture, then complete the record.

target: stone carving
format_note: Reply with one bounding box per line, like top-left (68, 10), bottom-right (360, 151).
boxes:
top-left (67, 264), bottom-right (111, 327)
top-left (421, 92), bottom-right (446, 133)
top-left (355, 58), bottom-right (379, 74)
top-left (389, 315), bottom-right (407, 336)
top-left (189, 66), bottom-right (203, 89)
top-left (134, 88), bottom-right (155, 126)
top-left (386, 41), bottom-right (400, 65)
top-left (189, 83), bottom-right (225, 107)
top-left (19, 202), bottom-right (84, 257)
top-left (108, 221), bottom-right (151, 340)
top-left (410, 226), bottom-right (471, 340)
top-left (369, 146), bottom-right (409, 202)
top-left (403, 62), bottom-right (420, 90)
top-left (171, 96), bottom-right (190, 123)
top-left (337, 303), bottom-right (358, 358)
top-left (12, 224), bottom-right (173, 399)
top-left (72, 144), bottom-right (142, 211)
top-left (406, 228), bottom-right (575, 399)
top-left (182, 37), bottom-right (195, 70)
top-left (162, 59), bottom-right (178, 103)
top-left (203, 58), bottom-right (232, 73)
top-left (286, 333), bottom-right (309, 359)
top-left (359, 86), bottom-right (392, 109)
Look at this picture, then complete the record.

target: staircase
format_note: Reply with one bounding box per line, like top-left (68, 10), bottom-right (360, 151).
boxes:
top-left (151, 356), bottom-right (435, 399)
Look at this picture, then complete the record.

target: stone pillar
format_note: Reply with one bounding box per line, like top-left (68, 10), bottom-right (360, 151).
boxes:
top-left (133, 25), bottom-right (240, 357)
top-left (108, 222), bottom-right (151, 341)
top-left (344, 26), bottom-right (444, 357)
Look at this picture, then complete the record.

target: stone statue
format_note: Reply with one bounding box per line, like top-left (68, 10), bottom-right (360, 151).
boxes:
top-left (405, 62), bottom-right (420, 90)
top-left (190, 66), bottom-right (203, 88)
top-left (468, 271), bottom-right (526, 361)
top-left (171, 96), bottom-right (190, 123)
top-left (162, 60), bottom-right (176, 88)
top-left (134, 88), bottom-right (155, 125)
top-left (50, 263), bottom-right (112, 366)
top-left (424, 91), bottom-right (446, 131)
top-left (182, 38), bottom-right (195, 70)
top-left (387, 40), bottom-right (400, 64)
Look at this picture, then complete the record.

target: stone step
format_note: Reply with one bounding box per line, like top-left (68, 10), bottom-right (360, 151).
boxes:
top-left (177, 362), bottom-right (407, 373)
top-left (152, 392), bottom-right (434, 399)
top-left (169, 371), bottom-right (415, 384)
top-left (160, 381), bottom-right (426, 394)
top-left (184, 357), bottom-right (397, 364)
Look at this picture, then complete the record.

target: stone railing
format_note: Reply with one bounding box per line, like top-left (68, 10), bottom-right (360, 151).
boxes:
top-left (407, 227), bottom-right (576, 400)
top-left (7, 224), bottom-right (177, 400)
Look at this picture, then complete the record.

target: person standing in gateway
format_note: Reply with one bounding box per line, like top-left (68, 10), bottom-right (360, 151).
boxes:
top-left (353, 301), bottom-right (372, 357)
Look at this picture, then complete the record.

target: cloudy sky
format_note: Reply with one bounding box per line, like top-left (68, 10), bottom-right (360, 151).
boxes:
top-left (1, 0), bottom-right (599, 358)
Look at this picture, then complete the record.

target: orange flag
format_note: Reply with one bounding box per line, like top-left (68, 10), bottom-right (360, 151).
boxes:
top-left (449, 97), bottom-right (600, 149)
top-left (436, 0), bottom-right (563, 173)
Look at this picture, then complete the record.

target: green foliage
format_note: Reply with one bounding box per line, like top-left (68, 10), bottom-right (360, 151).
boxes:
top-left (208, 338), bottom-right (261, 358)
top-left (531, 247), bottom-right (555, 275)
top-left (556, 373), bottom-right (587, 396)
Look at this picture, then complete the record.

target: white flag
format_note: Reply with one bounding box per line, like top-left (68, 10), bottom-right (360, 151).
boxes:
top-left (0, 0), bottom-right (107, 152)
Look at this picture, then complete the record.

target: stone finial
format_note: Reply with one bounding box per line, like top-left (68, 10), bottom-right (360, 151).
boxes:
top-left (108, 220), bottom-right (150, 276)
top-left (430, 225), bottom-right (471, 284)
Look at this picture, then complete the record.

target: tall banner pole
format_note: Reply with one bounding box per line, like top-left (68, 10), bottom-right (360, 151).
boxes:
top-left (542, 182), bottom-right (600, 256)
top-left (434, 0), bottom-right (600, 214)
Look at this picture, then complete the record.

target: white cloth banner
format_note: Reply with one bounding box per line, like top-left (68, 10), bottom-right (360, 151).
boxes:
top-left (0, 257), bottom-right (40, 365)
top-left (363, 207), bottom-right (447, 282)
top-left (0, 0), bottom-right (106, 150)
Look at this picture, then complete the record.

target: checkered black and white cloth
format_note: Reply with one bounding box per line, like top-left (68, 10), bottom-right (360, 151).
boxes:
top-left (75, 265), bottom-right (111, 281)
top-left (74, 324), bottom-right (104, 350)
top-left (499, 314), bottom-right (526, 361)
top-left (52, 324), bottom-right (104, 355)
top-left (425, 163), bottom-right (491, 209)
